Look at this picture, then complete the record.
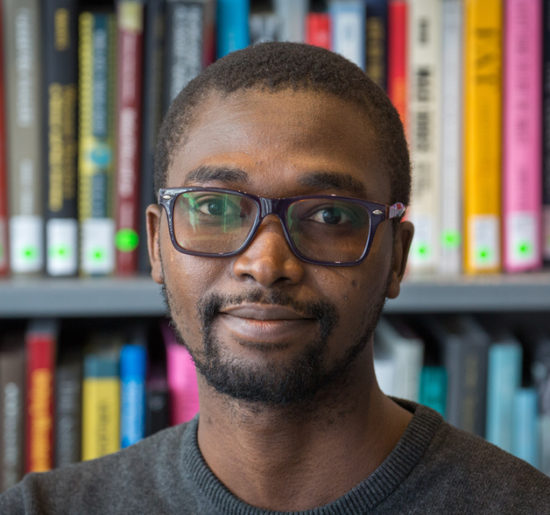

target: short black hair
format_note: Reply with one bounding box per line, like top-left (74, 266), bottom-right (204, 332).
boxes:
top-left (155, 42), bottom-right (410, 205)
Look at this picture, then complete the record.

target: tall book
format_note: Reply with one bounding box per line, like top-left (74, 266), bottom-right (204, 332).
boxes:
top-left (145, 363), bottom-right (170, 437)
top-left (82, 334), bottom-right (121, 461)
top-left (3, 0), bottom-right (44, 275)
top-left (273, 0), bottom-right (308, 43)
top-left (419, 366), bottom-right (447, 417)
top-left (463, 0), bottom-right (502, 274)
top-left (406, 0), bottom-right (441, 274)
top-left (25, 320), bottom-right (58, 474)
top-left (512, 387), bottom-right (539, 468)
top-left (115, 0), bottom-right (145, 276)
top-left (544, 0), bottom-right (550, 263)
top-left (329, 0), bottom-right (366, 70)
top-left (162, 0), bottom-right (216, 113)
top-left (365, 0), bottom-right (388, 91)
top-left (43, 0), bottom-right (79, 277)
top-left (387, 0), bottom-right (408, 131)
top-left (439, 0), bottom-right (463, 276)
top-left (249, 7), bottom-right (279, 45)
top-left (216, 0), bottom-right (249, 59)
top-left (0, 3), bottom-right (8, 277)
top-left (0, 331), bottom-right (25, 492)
top-left (78, 9), bottom-right (117, 276)
top-left (305, 12), bottom-right (331, 50)
top-left (503, 0), bottom-right (543, 272)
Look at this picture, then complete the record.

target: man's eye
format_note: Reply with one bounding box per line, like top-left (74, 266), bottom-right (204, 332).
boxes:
top-left (309, 207), bottom-right (350, 225)
top-left (194, 197), bottom-right (238, 217)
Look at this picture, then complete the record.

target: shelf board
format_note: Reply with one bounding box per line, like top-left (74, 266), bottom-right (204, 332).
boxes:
top-left (0, 273), bottom-right (550, 317)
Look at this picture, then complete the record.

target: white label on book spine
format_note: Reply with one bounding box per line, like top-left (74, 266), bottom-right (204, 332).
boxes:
top-left (47, 218), bottom-right (78, 276)
top-left (81, 218), bottom-right (114, 275)
top-left (469, 215), bottom-right (499, 269)
top-left (507, 212), bottom-right (537, 266)
top-left (408, 215), bottom-right (435, 268)
top-left (544, 206), bottom-right (550, 260)
top-left (9, 215), bottom-right (43, 273)
top-left (332, 11), bottom-right (362, 68)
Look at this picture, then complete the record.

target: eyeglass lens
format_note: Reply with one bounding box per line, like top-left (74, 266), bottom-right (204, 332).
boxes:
top-left (172, 191), bottom-right (372, 262)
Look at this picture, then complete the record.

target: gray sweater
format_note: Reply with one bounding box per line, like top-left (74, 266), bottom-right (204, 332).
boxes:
top-left (1, 400), bottom-right (549, 514)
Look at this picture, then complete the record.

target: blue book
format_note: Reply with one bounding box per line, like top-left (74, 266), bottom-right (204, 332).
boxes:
top-left (512, 388), bottom-right (539, 468)
top-left (216, 0), bottom-right (249, 58)
top-left (485, 334), bottom-right (522, 453)
top-left (329, 0), bottom-right (366, 70)
top-left (120, 343), bottom-right (147, 448)
top-left (365, 0), bottom-right (389, 90)
top-left (419, 366), bottom-right (447, 417)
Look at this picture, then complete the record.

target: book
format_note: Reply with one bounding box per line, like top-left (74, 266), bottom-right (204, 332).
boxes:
top-left (249, 9), bottom-right (279, 45)
top-left (25, 320), bottom-right (58, 474)
top-left (419, 366), bottom-right (447, 417)
top-left (273, 0), bottom-right (307, 43)
top-left (145, 364), bottom-right (170, 437)
top-left (42, 0), bottom-right (79, 277)
top-left (365, 0), bottom-right (388, 91)
top-left (115, 0), bottom-right (145, 276)
top-left (439, 0), bottom-right (463, 276)
top-left (329, 0), bottom-right (366, 70)
top-left (503, 0), bottom-right (543, 272)
top-left (3, 0), bottom-right (44, 275)
top-left (387, 0), bottom-right (408, 130)
top-left (0, 331), bottom-right (25, 491)
top-left (512, 388), bottom-right (539, 468)
top-left (120, 340), bottom-right (147, 448)
top-left (406, 0), bottom-right (441, 274)
top-left (0, 3), bottom-right (8, 277)
top-left (305, 12), bottom-right (331, 50)
top-left (544, 0), bottom-right (550, 264)
top-left (162, 322), bottom-right (199, 424)
top-left (216, 0), bottom-right (250, 59)
top-left (78, 9), bottom-right (117, 276)
top-left (82, 334), bottom-right (121, 461)
top-left (463, 0), bottom-right (502, 274)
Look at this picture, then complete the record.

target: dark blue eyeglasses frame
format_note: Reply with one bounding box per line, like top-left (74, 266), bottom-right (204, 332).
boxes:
top-left (158, 187), bottom-right (406, 267)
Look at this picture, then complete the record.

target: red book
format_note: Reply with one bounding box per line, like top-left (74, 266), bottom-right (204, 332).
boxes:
top-left (115, 1), bottom-right (144, 275)
top-left (306, 12), bottom-right (331, 50)
top-left (0, 3), bottom-right (9, 277)
top-left (25, 320), bottom-right (58, 473)
top-left (388, 0), bottom-right (408, 133)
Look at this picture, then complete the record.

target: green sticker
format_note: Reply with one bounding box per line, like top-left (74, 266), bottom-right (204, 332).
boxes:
top-left (415, 243), bottom-right (430, 259)
top-left (517, 242), bottom-right (531, 256)
top-left (442, 231), bottom-right (461, 248)
top-left (478, 246), bottom-right (492, 262)
top-left (91, 247), bottom-right (106, 263)
top-left (115, 228), bottom-right (139, 252)
top-left (50, 244), bottom-right (70, 259)
top-left (22, 246), bottom-right (37, 261)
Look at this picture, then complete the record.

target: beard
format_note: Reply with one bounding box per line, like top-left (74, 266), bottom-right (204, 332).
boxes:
top-left (162, 279), bottom-right (388, 408)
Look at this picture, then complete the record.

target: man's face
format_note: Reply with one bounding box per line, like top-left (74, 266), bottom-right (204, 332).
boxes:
top-left (147, 89), bottom-right (411, 406)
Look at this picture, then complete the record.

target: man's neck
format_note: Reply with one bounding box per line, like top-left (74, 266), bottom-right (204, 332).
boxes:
top-left (196, 363), bottom-right (413, 512)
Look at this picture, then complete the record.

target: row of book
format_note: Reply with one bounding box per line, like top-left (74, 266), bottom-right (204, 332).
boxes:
top-left (375, 314), bottom-right (550, 476)
top-left (0, 319), bottom-right (199, 492)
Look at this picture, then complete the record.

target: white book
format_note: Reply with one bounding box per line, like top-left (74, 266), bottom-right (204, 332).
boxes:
top-left (329, 0), bottom-right (366, 69)
top-left (273, 0), bottom-right (308, 43)
top-left (406, 0), bottom-right (442, 275)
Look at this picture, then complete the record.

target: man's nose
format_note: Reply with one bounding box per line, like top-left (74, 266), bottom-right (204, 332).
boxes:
top-left (231, 215), bottom-right (305, 288)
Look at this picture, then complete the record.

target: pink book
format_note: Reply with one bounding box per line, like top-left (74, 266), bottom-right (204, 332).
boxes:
top-left (503, 0), bottom-right (543, 272)
top-left (161, 323), bottom-right (199, 425)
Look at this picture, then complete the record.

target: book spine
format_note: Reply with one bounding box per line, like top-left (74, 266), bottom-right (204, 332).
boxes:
top-left (439, 0), bottom-right (463, 275)
top-left (120, 343), bottom-right (146, 448)
top-left (273, 0), bottom-right (308, 43)
top-left (365, 0), bottom-right (388, 91)
top-left (503, 0), bottom-right (543, 272)
top-left (115, 1), bottom-right (144, 276)
top-left (463, 0), bottom-right (502, 274)
top-left (3, 0), bottom-right (44, 275)
top-left (544, 0), bottom-right (550, 263)
top-left (512, 388), bottom-right (539, 468)
top-left (0, 3), bottom-right (8, 277)
top-left (407, 0), bottom-right (441, 274)
top-left (329, 0), bottom-right (366, 70)
top-left (25, 321), bottom-right (57, 473)
top-left (78, 11), bottom-right (117, 276)
top-left (305, 13), bottom-right (331, 50)
top-left (419, 366), bottom-right (447, 417)
top-left (387, 0), bottom-right (408, 130)
top-left (43, 0), bottom-right (79, 277)
top-left (216, 0), bottom-right (250, 59)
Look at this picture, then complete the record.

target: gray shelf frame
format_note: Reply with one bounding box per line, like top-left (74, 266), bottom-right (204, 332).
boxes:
top-left (0, 273), bottom-right (549, 317)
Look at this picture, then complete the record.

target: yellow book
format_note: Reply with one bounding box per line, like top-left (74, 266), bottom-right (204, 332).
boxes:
top-left (81, 338), bottom-right (121, 461)
top-left (463, 0), bottom-right (502, 274)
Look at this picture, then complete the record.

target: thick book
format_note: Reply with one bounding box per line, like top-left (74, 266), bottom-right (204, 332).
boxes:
top-left (387, 0), bottom-right (408, 131)
top-left (439, 0), bottom-right (463, 276)
top-left (544, 0), bottom-right (550, 263)
top-left (216, 0), bottom-right (249, 59)
top-left (82, 334), bottom-right (121, 461)
top-left (78, 9), bottom-right (117, 276)
top-left (419, 366), bottom-right (447, 417)
top-left (0, 3), bottom-right (8, 277)
top-left (162, 322), bottom-right (199, 424)
top-left (115, 0), bottom-right (145, 276)
top-left (305, 12), bottom-right (331, 50)
top-left (503, 0), bottom-right (543, 272)
top-left (463, 0), bottom-right (502, 274)
top-left (512, 388), bottom-right (539, 469)
top-left (42, 0), bottom-right (79, 277)
top-left (249, 8), bottom-right (279, 45)
top-left (329, 0), bottom-right (366, 70)
top-left (406, 0), bottom-right (441, 275)
top-left (0, 331), bottom-right (25, 491)
top-left (273, 0), bottom-right (307, 43)
top-left (25, 320), bottom-right (58, 474)
top-left (3, 0), bottom-right (44, 275)
top-left (365, 0), bottom-right (388, 91)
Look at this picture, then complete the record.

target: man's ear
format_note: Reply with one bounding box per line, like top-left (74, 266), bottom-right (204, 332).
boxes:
top-left (386, 220), bottom-right (414, 299)
top-left (146, 204), bottom-right (164, 284)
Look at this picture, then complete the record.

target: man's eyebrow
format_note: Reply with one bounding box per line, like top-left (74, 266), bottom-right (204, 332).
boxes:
top-left (298, 171), bottom-right (367, 197)
top-left (183, 165), bottom-right (250, 184)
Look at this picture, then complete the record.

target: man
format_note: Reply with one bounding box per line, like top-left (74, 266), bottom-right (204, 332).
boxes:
top-left (2, 42), bottom-right (549, 514)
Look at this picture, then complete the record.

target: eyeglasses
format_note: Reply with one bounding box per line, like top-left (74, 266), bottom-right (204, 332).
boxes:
top-left (158, 187), bottom-right (406, 266)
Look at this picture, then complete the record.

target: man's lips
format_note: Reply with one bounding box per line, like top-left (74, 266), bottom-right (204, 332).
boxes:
top-left (220, 304), bottom-right (313, 321)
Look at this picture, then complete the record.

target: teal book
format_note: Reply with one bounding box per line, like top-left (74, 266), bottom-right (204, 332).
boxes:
top-left (512, 388), bottom-right (539, 468)
top-left (419, 366), bottom-right (447, 417)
